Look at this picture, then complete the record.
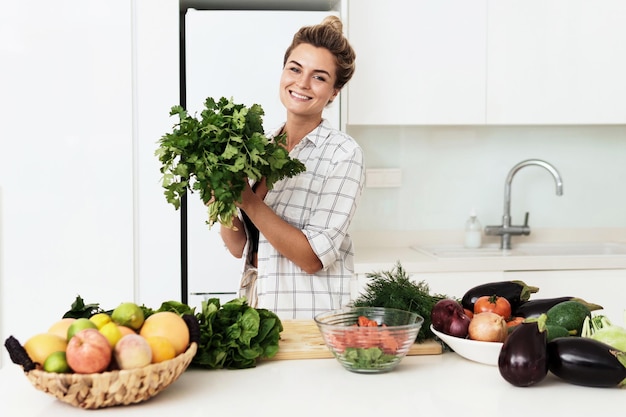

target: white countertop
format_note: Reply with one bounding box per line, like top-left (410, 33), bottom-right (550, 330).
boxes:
top-left (352, 228), bottom-right (626, 274)
top-left (1, 352), bottom-right (623, 416)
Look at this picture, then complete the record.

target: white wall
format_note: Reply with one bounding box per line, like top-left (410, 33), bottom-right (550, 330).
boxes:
top-left (348, 125), bottom-right (626, 232)
top-left (0, 0), bottom-right (136, 366)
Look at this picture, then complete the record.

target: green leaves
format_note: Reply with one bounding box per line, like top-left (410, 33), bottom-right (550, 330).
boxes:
top-left (191, 297), bottom-right (283, 370)
top-left (156, 96), bottom-right (306, 229)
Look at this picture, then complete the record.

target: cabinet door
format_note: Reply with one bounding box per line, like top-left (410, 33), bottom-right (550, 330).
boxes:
top-left (504, 270), bottom-right (626, 324)
top-left (487, 0), bottom-right (626, 124)
top-left (347, 0), bottom-right (487, 125)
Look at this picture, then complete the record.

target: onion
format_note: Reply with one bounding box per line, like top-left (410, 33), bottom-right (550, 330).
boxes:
top-left (431, 299), bottom-right (472, 338)
top-left (468, 312), bottom-right (508, 342)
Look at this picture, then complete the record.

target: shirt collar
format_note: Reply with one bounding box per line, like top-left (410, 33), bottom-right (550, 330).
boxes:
top-left (268, 119), bottom-right (332, 148)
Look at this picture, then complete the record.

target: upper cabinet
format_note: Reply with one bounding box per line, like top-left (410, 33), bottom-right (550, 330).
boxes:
top-left (346, 0), bottom-right (626, 125)
top-left (487, 0), bottom-right (626, 125)
top-left (347, 0), bottom-right (487, 125)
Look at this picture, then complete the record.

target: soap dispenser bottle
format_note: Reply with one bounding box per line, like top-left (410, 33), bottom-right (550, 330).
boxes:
top-left (464, 208), bottom-right (482, 249)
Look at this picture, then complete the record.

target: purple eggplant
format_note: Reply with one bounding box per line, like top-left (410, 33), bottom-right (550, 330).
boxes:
top-left (547, 337), bottom-right (626, 388)
top-left (513, 297), bottom-right (603, 319)
top-left (498, 320), bottom-right (548, 387)
top-left (461, 280), bottom-right (539, 312)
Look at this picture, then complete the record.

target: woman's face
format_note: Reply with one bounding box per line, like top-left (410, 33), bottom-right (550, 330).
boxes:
top-left (280, 43), bottom-right (339, 120)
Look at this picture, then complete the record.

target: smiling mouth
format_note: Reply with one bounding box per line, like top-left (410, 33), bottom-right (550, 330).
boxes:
top-left (290, 90), bottom-right (311, 100)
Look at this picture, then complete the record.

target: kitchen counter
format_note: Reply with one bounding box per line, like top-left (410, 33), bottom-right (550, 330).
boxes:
top-left (1, 352), bottom-right (623, 416)
top-left (352, 229), bottom-right (626, 273)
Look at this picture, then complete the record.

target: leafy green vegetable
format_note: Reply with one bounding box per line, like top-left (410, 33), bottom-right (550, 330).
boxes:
top-left (191, 297), bottom-right (283, 369)
top-left (155, 96), bottom-right (306, 229)
top-left (62, 295), bottom-right (105, 319)
top-left (155, 300), bottom-right (196, 317)
top-left (342, 347), bottom-right (396, 370)
top-left (351, 261), bottom-right (450, 342)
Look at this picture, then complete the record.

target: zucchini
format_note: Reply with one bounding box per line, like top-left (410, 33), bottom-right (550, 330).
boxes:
top-left (545, 300), bottom-right (592, 336)
top-left (545, 324), bottom-right (572, 342)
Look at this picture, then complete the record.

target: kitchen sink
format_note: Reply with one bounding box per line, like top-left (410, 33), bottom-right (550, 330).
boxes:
top-left (411, 242), bottom-right (626, 259)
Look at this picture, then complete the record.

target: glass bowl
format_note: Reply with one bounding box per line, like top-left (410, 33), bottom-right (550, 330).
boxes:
top-left (314, 307), bottom-right (424, 373)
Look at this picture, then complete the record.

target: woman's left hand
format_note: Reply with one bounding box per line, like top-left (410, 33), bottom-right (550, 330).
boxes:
top-left (237, 178), bottom-right (268, 209)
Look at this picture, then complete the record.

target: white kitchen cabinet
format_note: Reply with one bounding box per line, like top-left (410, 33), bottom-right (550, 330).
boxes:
top-left (487, 0), bottom-right (626, 124)
top-left (504, 269), bottom-right (626, 325)
top-left (346, 0), bottom-right (487, 125)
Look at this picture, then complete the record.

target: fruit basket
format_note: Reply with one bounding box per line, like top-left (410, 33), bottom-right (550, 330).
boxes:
top-left (3, 314), bottom-right (200, 409)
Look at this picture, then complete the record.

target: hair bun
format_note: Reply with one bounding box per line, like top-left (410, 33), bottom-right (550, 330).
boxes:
top-left (321, 15), bottom-right (343, 33)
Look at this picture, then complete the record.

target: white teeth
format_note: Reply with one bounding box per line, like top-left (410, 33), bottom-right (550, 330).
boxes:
top-left (291, 91), bottom-right (310, 100)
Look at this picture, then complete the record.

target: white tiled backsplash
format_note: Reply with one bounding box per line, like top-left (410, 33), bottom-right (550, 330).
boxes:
top-left (347, 125), bottom-right (626, 232)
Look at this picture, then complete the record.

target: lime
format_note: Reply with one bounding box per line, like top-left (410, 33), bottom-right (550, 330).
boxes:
top-left (67, 318), bottom-right (98, 340)
top-left (111, 302), bottom-right (145, 330)
top-left (90, 313), bottom-right (112, 329)
top-left (43, 351), bottom-right (71, 373)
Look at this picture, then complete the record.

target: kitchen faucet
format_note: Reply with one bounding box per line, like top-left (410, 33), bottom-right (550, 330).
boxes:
top-left (484, 159), bottom-right (564, 250)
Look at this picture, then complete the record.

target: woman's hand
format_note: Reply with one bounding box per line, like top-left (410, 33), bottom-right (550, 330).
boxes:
top-left (237, 178), bottom-right (268, 209)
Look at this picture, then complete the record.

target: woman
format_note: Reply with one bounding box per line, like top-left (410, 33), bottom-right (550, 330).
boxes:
top-left (220, 16), bottom-right (364, 319)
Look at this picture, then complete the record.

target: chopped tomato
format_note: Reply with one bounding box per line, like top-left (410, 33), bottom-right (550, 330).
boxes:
top-left (473, 295), bottom-right (512, 319)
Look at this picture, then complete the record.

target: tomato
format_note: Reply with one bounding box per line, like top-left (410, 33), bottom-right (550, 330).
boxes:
top-left (463, 308), bottom-right (474, 319)
top-left (506, 316), bottom-right (525, 327)
top-left (473, 295), bottom-right (512, 319)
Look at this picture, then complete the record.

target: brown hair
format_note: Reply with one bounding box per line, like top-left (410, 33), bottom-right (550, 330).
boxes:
top-left (283, 15), bottom-right (356, 90)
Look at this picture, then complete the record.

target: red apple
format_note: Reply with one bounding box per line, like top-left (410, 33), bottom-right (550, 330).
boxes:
top-left (66, 328), bottom-right (112, 373)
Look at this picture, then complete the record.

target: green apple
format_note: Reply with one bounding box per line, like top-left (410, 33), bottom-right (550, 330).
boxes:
top-left (67, 317), bottom-right (98, 340)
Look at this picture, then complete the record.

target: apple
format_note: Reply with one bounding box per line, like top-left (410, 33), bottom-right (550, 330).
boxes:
top-left (114, 334), bottom-right (152, 370)
top-left (67, 317), bottom-right (98, 340)
top-left (66, 328), bottom-right (112, 373)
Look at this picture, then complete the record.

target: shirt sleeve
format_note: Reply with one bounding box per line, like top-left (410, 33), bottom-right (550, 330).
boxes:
top-left (305, 145), bottom-right (365, 270)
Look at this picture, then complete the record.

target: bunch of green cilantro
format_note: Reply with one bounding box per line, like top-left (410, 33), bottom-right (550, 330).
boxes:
top-left (191, 297), bottom-right (283, 370)
top-left (155, 96), bottom-right (306, 229)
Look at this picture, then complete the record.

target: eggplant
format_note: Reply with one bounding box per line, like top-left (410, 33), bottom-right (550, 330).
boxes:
top-left (547, 337), bottom-right (626, 388)
top-left (461, 280), bottom-right (539, 312)
top-left (513, 297), bottom-right (603, 319)
top-left (498, 321), bottom-right (548, 387)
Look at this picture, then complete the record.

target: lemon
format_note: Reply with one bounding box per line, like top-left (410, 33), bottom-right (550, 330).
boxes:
top-left (145, 336), bottom-right (176, 363)
top-left (90, 313), bottom-right (112, 329)
top-left (99, 322), bottom-right (123, 347)
top-left (24, 333), bottom-right (68, 365)
top-left (43, 351), bottom-right (71, 373)
top-left (111, 302), bottom-right (145, 330)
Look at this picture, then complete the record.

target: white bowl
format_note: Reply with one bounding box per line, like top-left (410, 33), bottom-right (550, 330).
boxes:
top-left (430, 325), bottom-right (503, 366)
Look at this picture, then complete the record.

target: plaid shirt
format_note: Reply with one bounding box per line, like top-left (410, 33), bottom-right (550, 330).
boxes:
top-left (253, 119), bottom-right (365, 319)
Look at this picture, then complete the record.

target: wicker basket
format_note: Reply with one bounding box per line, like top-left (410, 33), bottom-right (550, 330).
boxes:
top-left (28, 343), bottom-right (196, 409)
top-left (5, 335), bottom-right (197, 409)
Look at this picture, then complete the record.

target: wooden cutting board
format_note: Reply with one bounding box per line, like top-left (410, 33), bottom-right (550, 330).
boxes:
top-left (268, 320), bottom-right (442, 360)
